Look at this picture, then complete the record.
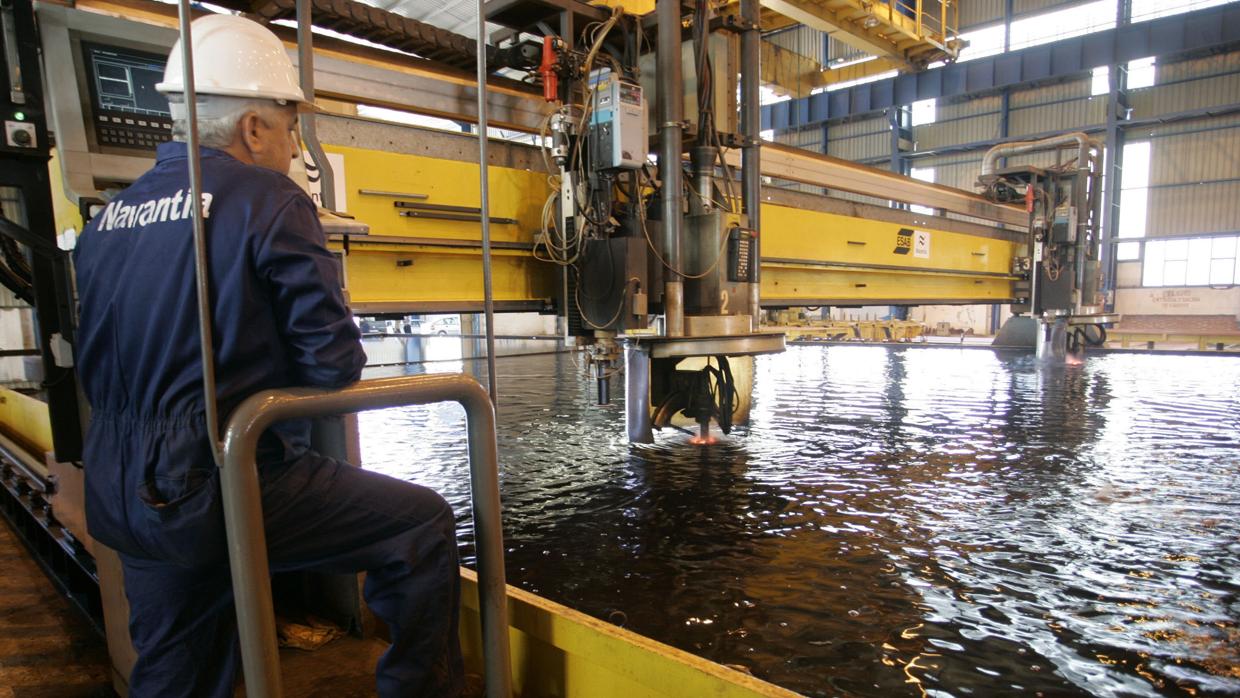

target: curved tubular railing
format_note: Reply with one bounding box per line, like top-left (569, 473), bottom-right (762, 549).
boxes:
top-left (220, 373), bottom-right (512, 698)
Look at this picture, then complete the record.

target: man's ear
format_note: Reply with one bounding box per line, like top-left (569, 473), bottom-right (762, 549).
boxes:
top-left (237, 111), bottom-right (264, 156)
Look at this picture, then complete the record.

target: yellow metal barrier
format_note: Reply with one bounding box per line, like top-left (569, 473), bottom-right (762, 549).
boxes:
top-left (459, 568), bottom-right (800, 697)
top-left (0, 388), bottom-right (54, 457)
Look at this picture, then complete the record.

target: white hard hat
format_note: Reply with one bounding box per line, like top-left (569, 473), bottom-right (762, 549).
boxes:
top-left (156, 14), bottom-right (307, 105)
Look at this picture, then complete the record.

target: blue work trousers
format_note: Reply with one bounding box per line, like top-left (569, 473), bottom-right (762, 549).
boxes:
top-left (118, 453), bottom-right (464, 697)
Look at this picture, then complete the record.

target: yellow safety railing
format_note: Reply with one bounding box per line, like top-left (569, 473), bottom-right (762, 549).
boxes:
top-left (885, 0), bottom-right (958, 50)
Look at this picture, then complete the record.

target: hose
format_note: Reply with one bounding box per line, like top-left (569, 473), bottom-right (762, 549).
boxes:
top-left (0, 215), bottom-right (35, 304)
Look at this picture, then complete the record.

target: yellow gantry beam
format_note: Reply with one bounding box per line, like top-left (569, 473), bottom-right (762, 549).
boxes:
top-left (751, 0), bottom-right (960, 70)
top-left (320, 142), bottom-right (1017, 312)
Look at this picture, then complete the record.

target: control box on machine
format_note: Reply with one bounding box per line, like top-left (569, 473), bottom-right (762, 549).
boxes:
top-left (588, 68), bottom-right (646, 171)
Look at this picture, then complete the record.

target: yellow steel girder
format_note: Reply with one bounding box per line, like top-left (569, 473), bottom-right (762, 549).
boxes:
top-left (318, 141), bottom-right (1016, 311)
top-left (0, 388), bottom-right (54, 456)
top-left (760, 201), bottom-right (1018, 305)
top-left (753, 0), bottom-right (959, 69)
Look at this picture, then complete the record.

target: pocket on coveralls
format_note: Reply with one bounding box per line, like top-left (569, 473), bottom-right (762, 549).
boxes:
top-left (135, 468), bottom-right (226, 566)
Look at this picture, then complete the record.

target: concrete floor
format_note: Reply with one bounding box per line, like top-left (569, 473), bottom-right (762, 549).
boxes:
top-left (0, 518), bottom-right (113, 698)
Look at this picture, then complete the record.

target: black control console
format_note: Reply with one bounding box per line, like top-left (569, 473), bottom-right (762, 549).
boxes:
top-left (81, 41), bottom-right (171, 153)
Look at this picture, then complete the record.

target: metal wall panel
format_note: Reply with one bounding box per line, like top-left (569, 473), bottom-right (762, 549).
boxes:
top-left (828, 132), bottom-right (891, 161)
top-left (1130, 70), bottom-right (1240, 119)
top-left (1145, 122), bottom-right (1240, 185)
top-left (1146, 181), bottom-right (1240, 235)
top-left (1010, 96), bottom-right (1105, 135)
top-left (1012, 0), bottom-right (1103, 15)
top-left (960, 0), bottom-right (1006, 29)
top-left (938, 94), bottom-right (1005, 120)
top-left (768, 26), bottom-right (827, 64)
top-left (829, 115), bottom-right (890, 138)
top-left (916, 114), bottom-right (1003, 148)
top-left (775, 125), bottom-right (826, 151)
top-left (1009, 77), bottom-right (1094, 106)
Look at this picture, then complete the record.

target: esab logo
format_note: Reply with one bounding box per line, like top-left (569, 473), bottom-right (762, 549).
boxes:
top-left (893, 228), bottom-right (931, 258)
top-left (894, 228), bottom-right (913, 255)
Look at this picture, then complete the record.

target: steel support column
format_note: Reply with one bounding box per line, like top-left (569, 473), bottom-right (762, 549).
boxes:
top-left (1100, 0), bottom-right (1132, 311)
top-left (741, 0), bottom-right (762, 326)
top-left (657, 0), bottom-right (684, 336)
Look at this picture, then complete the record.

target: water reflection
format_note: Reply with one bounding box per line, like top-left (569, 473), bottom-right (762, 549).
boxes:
top-left (358, 346), bottom-right (1240, 697)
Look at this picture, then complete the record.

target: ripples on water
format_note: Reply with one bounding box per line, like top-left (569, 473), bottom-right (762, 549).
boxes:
top-left (359, 346), bottom-right (1240, 697)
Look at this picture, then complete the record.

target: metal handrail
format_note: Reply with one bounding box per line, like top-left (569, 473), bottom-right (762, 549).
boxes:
top-left (220, 373), bottom-right (512, 698)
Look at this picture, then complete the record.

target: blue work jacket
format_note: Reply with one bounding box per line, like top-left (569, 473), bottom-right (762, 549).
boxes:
top-left (73, 142), bottom-right (366, 564)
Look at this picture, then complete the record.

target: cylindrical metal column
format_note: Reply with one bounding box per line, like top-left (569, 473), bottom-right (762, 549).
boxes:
top-left (296, 0), bottom-right (335, 211)
top-left (625, 344), bottom-right (654, 443)
top-left (476, 0), bottom-right (499, 407)
top-left (740, 0), bottom-right (762, 328)
top-left (174, 0), bottom-right (223, 468)
top-left (657, 0), bottom-right (684, 337)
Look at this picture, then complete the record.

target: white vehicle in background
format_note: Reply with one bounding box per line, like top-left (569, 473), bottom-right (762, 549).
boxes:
top-left (426, 315), bottom-right (461, 336)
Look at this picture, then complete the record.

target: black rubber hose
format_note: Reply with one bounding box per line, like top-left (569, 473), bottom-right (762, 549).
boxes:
top-left (0, 256), bottom-right (34, 304)
top-left (0, 216), bottom-right (35, 304)
top-left (1083, 324), bottom-right (1107, 347)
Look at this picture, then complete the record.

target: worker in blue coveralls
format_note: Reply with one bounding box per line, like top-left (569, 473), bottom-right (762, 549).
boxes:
top-left (72, 14), bottom-right (463, 697)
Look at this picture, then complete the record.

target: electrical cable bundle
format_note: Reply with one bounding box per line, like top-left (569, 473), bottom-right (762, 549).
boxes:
top-left (0, 214), bottom-right (36, 305)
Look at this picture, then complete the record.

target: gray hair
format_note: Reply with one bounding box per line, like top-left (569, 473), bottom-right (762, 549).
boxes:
top-left (168, 95), bottom-right (292, 149)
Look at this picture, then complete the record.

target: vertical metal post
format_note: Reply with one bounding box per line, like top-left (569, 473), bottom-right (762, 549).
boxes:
top-left (741, 0), bottom-right (762, 329)
top-left (296, 0), bottom-right (335, 211)
top-left (624, 345), bottom-right (653, 443)
top-left (657, 0), bottom-right (684, 337)
top-left (476, 2), bottom-right (498, 406)
top-left (175, 0), bottom-right (223, 466)
top-left (1101, 0), bottom-right (1133, 312)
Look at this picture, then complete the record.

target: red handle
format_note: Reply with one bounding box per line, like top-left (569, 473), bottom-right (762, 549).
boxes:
top-left (540, 38), bottom-right (559, 102)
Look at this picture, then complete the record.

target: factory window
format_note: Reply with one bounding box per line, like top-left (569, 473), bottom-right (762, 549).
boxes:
top-left (956, 24), bottom-right (1005, 62)
top-left (1131, 0), bottom-right (1238, 22)
top-left (1008, 1), bottom-right (1116, 51)
top-left (909, 167), bottom-right (935, 215)
top-left (1090, 58), bottom-right (1157, 96)
top-left (356, 105), bottom-right (465, 132)
top-left (1143, 236), bottom-right (1240, 287)
top-left (826, 66), bottom-right (900, 92)
top-left (761, 86), bottom-right (790, 106)
top-left (1116, 141), bottom-right (1151, 261)
top-left (911, 99), bottom-right (937, 126)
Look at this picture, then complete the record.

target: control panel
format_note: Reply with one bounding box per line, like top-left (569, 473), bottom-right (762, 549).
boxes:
top-left (727, 227), bottom-right (756, 283)
top-left (2, 0), bottom-right (49, 157)
top-left (588, 68), bottom-right (646, 171)
top-left (81, 42), bottom-right (172, 153)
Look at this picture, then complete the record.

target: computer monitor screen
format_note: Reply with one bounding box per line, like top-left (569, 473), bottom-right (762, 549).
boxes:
top-left (82, 41), bottom-right (172, 151)
top-left (85, 42), bottom-right (169, 117)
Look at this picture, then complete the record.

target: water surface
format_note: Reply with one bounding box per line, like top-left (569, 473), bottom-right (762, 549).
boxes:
top-left (360, 346), bottom-right (1240, 696)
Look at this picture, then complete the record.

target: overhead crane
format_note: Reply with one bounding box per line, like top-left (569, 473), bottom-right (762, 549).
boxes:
top-left (0, 0), bottom-right (1109, 694)
top-left (742, 0), bottom-right (962, 95)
